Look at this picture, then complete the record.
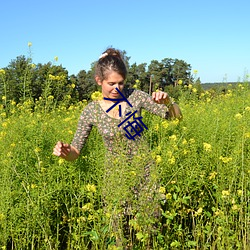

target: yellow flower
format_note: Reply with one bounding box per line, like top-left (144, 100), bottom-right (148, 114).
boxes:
top-left (133, 84), bottom-right (138, 89)
top-left (2, 96), bottom-right (6, 100)
top-left (222, 190), bottom-right (230, 197)
top-left (214, 209), bottom-right (223, 216)
top-left (234, 113), bottom-right (242, 120)
top-left (219, 156), bottom-right (232, 164)
top-left (58, 158), bottom-right (65, 165)
top-left (182, 139), bottom-right (187, 145)
top-left (161, 120), bottom-right (168, 129)
top-left (192, 88), bottom-right (197, 93)
top-left (81, 203), bottom-right (93, 212)
top-left (91, 91), bottom-right (103, 101)
top-left (135, 79), bottom-right (140, 83)
top-left (71, 83), bottom-right (76, 89)
top-left (245, 106), bottom-right (250, 112)
top-left (193, 69), bottom-right (198, 74)
top-left (203, 142), bottom-right (212, 152)
top-left (155, 155), bottom-right (162, 164)
top-left (154, 124), bottom-right (159, 131)
top-left (165, 193), bottom-right (172, 199)
top-left (188, 84), bottom-right (193, 89)
top-left (34, 147), bottom-right (41, 153)
top-left (86, 184), bottom-right (96, 193)
top-left (168, 156), bottom-right (175, 165)
top-left (178, 79), bottom-right (183, 85)
top-left (232, 204), bottom-right (239, 211)
top-left (159, 186), bottom-right (166, 194)
top-left (194, 207), bottom-right (203, 216)
top-left (169, 134), bottom-right (177, 141)
top-left (48, 95), bottom-right (54, 100)
top-left (237, 189), bottom-right (243, 196)
top-left (208, 171), bottom-right (217, 180)
top-left (54, 56), bottom-right (58, 62)
top-left (28, 42), bottom-right (32, 47)
top-left (189, 138), bottom-right (195, 144)
top-left (0, 213), bottom-right (5, 221)
top-left (0, 69), bottom-right (6, 75)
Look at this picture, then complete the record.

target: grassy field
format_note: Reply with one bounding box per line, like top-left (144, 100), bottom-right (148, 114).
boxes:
top-left (0, 83), bottom-right (249, 249)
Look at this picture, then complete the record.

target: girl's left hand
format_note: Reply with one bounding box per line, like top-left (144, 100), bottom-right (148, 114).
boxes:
top-left (152, 91), bottom-right (171, 104)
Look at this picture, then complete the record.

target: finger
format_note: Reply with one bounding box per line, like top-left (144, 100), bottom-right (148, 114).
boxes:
top-left (156, 92), bottom-right (163, 102)
top-left (53, 147), bottom-right (61, 156)
top-left (152, 92), bottom-right (156, 100)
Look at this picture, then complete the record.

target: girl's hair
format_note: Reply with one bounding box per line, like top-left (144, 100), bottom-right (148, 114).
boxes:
top-left (95, 48), bottom-right (127, 81)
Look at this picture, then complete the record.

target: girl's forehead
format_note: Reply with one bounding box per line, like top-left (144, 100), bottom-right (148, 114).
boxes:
top-left (105, 71), bottom-right (124, 81)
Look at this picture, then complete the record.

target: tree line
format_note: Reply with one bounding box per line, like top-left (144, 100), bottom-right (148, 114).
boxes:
top-left (0, 51), bottom-right (200, 106)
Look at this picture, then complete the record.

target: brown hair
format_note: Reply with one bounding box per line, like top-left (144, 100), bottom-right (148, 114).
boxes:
top-left (95, 48), bottom-right (127, 81)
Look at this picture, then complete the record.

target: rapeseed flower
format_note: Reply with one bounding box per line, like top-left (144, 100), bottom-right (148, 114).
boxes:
top-left (168, 156), bottom-right (175, 165)
top-left (0, 69), bottom-right (5, 75)
top-left (194, 207), bottom-right (203, 216)
top-left (86, 184), bottom-right (97, 193)
top-left (165, 193), bottom-right (172, 199)
top-left (91, 91), bottom-right (103, 101)
top-left (81, 203), bottom-right (93, 212)
top-left (161, 120), bottom-right (168, 128)
top-left (237, 189), bottom-right (243, 196)
top-left (155, 155), bottom-right (162, 164)
top-left (169, 134), bottom-right (177, 141)
top-left (181, 139), bottom-right (187, 145)
top-left (28, 42), bottom-right (32, 47)
top-left (222, 190), bottom-right (230, 197)
top-left (158, 186), bottom-right (166, 194)
top-left (234, 113), bottom-right (242, 120)
top-left (178, 79), bottom-right (183, 85)
top-left (203, 142), bottom-right (212, 152)
top-left (219, 156), bottom-right (232, 164)
top-left (232, 204), bottom-right (239, 211)
top-left (208, 171), bottom-right (217, 180)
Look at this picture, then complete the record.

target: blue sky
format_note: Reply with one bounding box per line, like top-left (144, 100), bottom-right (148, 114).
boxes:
top-left (1, 0), bottom-right (249, 83)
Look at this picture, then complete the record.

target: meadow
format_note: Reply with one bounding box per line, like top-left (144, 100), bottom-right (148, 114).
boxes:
top-left (0, 82), bottom-right (249, 249)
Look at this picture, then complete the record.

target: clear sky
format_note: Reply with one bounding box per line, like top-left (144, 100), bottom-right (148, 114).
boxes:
top-left (1, 0), bottom-right (250, 83)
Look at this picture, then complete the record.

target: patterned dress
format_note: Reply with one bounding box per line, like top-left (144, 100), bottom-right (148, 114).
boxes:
top-left (71, 88), bottom-right (169, 155)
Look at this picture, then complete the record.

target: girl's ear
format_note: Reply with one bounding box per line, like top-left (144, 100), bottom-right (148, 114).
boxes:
top-left (95, 76), bottom-right (102, 86)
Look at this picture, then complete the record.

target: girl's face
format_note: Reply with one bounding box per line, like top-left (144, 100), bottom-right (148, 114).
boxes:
top-left (96, 71), bottom-right (125, 100)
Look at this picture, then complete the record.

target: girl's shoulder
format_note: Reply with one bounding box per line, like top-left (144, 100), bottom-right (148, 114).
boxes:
top-left (125, 88), bottom-right (150, 101)
top-left (125, 88), bottom-right (148, 97)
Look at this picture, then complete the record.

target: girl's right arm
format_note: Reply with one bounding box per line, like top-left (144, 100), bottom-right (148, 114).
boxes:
top-left (53, 141), bottom-right (80, 161)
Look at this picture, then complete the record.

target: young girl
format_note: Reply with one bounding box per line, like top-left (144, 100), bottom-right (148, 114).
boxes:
top-left (53, 48), bottom-right (182, 246)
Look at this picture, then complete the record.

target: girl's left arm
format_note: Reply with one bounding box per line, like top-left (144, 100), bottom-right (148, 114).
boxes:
top-left (135, 90), bottom-right (182, 120)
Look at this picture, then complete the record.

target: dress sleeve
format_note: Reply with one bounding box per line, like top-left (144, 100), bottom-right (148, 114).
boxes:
top-left (135, 90), bottom-right (170, 119)
top-left (71, 103), bottom-right (93, 152)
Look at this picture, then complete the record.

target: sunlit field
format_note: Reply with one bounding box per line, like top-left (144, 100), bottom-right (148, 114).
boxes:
top-left (0, 82), bottom-right (249, 249)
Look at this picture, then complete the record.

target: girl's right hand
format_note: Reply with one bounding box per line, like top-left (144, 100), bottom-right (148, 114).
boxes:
top-left (53, 141), bottom-right (71, 158)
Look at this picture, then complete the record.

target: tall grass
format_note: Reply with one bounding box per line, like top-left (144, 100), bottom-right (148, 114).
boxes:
top-left (0, 83), bottom-right (249, 249)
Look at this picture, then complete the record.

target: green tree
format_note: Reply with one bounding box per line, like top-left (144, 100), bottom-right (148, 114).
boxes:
top-left (4, 55), bottom-right (33, 102)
